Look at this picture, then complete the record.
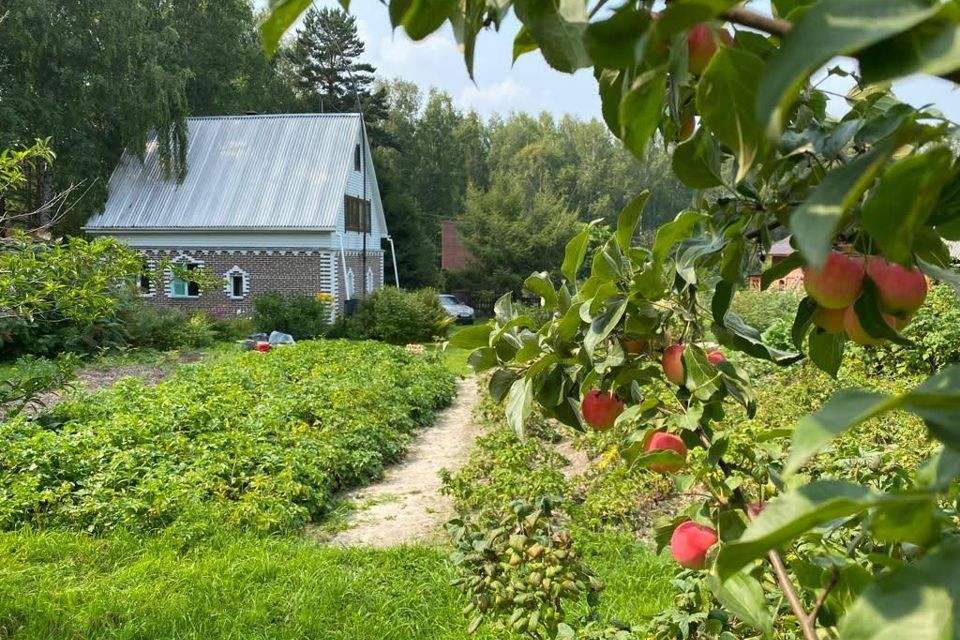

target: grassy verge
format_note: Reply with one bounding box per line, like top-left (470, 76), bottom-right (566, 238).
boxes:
top-left (0, 529), bottom-right (670, 640)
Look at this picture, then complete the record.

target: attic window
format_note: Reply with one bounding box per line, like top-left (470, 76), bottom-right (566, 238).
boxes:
top-left (345, 195), bottom-right (371, 233)
top-left (354, 144), bottom-right (362, 171)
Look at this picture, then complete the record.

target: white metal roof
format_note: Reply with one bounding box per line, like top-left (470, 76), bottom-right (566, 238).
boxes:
top-left (85, 114), bottom-right (370, 231)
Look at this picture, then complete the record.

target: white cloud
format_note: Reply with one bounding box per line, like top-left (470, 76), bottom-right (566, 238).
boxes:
top-left (457, 78), bottom-right (538, 116)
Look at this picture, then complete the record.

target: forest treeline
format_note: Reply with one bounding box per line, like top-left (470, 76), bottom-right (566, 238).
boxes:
top-left (0, 1), bottom-right (694, 290)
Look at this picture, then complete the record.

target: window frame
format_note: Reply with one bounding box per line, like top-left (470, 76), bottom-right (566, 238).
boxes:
top-left (354, 144), bottom-right (362, 171)
top-left (168, 261), bottom-right (202, 299)
top-left (344, 195), bottom-right (371, 233)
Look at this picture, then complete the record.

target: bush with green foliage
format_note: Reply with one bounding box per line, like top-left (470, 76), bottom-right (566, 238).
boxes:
top-left (854, 284), bottom-right (960, 375)
top-left (346, 287), bottom-right (451, 344)
top-left (729, 289), bottom-right (802, 334)
top-left (251, 292), bottom-right (332, 339)
top-left (120, 303), bottom-right (217, 351)
top-left (0, 340), bottom-right (455, 537)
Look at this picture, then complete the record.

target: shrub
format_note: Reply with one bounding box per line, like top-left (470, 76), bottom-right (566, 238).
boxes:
top-left (0, 340), bottom-right (455, 536)
top-left (347, 287), bottom-right (451, 345)
top-left (121, 303), bottom-right (216, 351)
top-left (252, 292), bottom-right (331, 339)
top-left (729, 289), bottom-right (802, 333)
top-left (855, 284), bottom-right (960, 375)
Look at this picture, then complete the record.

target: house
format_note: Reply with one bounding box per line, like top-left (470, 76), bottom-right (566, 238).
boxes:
top-left (440, 219), bottom-right (474, 271)
top-left (83, 113), bottom-right (393, 317)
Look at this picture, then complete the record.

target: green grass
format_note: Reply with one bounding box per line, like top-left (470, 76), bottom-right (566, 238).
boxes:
top-left (0, 529), bottom-right (672, 639)
top-left (427, 324), bottom-right (475, 376)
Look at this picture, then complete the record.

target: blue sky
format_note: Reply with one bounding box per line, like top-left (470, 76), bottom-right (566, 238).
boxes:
top-left (265, 0), bottom-right (960, 122)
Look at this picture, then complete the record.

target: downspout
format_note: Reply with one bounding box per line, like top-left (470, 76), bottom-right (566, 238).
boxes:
top-left (387, 235), bottom-right (400, 289)
top-left (335, 231), bottom-right (351, 299)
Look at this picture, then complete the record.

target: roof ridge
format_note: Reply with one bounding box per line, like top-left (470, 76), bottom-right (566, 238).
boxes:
top-left (188, 113), bottom-right (362, 121)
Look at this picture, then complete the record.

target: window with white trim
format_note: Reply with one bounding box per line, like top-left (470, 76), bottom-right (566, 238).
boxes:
top-left (366, 266), bottom-right (374, 293)
top-left (345, 267), bottom-right (356, 299)
top-left (138, 257), bottom-right (156, 297)
top-left (223, 266), bottom-right (249, 300)
top-left (167, 255), bottom-right (203, 299)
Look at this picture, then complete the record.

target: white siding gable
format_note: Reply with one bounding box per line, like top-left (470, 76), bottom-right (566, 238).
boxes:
top-left (338, 126), bottom-right (388, 250)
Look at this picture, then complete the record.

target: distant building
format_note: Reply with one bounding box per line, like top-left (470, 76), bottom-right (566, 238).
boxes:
top-left (84, 114), bottom-right (392, 317)
top-left (441, 219), bottom-right (474, 272)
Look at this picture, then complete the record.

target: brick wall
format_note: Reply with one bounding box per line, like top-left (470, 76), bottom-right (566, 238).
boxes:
top-left (139, 249), bottom-right (336, 317)
top-left (441, 219), bottom-right (474, 271)
top-left (335, 251), bottom-right (385, 306)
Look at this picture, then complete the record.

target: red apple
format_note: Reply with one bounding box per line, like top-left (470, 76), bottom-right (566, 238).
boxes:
top-left (687, 24), bottom-right (734, 75)
top-left (678, 116), bottom-right (696, 141)
top-left (842, 306), bottom-right (898, 346)
top-left (866, 257), bottom-right (928, 316)
top-left (747, 502), bottom-right (767, 519)
top-left (707, 350), bottom-right (725, 365)
top-left (670, 520), bottom-right (718, 570)
top-left (581, 389), bottom-right (625, 431)
top-left (662, 344), bottom-right (686, 385)
top-left (803, 251), bottom-right (865, 309)
top-left (813, 306), bottom-right (845, 334)
top-left (645, 432), bottom-right (688, 473)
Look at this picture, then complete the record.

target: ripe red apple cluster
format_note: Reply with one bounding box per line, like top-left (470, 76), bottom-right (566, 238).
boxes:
top-left (804, 251), bottom-right (928, 346)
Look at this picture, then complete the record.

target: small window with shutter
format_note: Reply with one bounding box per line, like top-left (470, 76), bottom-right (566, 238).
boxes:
top-left (344, 195), bottom-right (371, 233)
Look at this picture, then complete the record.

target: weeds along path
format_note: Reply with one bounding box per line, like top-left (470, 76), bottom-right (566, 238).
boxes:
top-left (326, 376), bottom-right (482, 548)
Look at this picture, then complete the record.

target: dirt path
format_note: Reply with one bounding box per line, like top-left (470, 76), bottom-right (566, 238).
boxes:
top-left (328, 377), bottom-right (482, 547)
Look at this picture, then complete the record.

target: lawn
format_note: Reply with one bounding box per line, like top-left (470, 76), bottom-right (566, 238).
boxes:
top-left (0, 529), bottom-right (672, 640)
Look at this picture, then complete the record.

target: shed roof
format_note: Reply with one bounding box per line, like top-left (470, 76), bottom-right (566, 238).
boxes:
top-left (85, 114), bottom-right (371, 231)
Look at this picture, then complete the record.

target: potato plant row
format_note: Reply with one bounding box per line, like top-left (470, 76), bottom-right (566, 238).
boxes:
top-left (0, 341), bottom-right (456, 537)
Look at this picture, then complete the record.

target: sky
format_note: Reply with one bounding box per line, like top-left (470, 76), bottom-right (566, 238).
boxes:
top-left (261, 0), bottom-right (960, 123)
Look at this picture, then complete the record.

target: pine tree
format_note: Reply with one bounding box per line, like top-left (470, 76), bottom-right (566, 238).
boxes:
top-left (289, 7), bottom-right (386, 124)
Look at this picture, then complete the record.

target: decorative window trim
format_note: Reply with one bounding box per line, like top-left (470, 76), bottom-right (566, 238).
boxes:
top-left (345, 267), bottom-right (356, 299)
top-left (138, 257), bottom-right (157, 298)
top-left (166, 254), bottom-right (204, 299)
top-left (366, 266), bottom-right (374, 294)
top-left (223, 265), bottom-right (250, 300)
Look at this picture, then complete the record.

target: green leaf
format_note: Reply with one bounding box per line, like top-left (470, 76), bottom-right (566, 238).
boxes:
top-left (791, 296), bottom-right (817, 351)
top-left (808, 331), bottom-right (845, 378)
top-left (716, 480), bottom-right (929, 580)
top-left (838, 540), bottom-right (960, 640)
top-left (652, 210), bottom-right (707, 267)
top-left (450, 323), bottom-right (493, 349)
top-left (708, 570), bottom-right (774, 635)
top-left (489, 369), bottom-right (519, 403)
top-left (616, 191), bottom-right (650, 252)
top-left (513, 0), bottom-right (591, 73)
top-left (512, 26), bottom-right (539, 62)
top-left (918, 258), bottom-right (960, 298)
top-left (870, 498), bottom-right (939, 546)
top-left (620, 69), bottom-right (668, 159)
top-left (784, 389), bottom-right (895, 476)
top-left (790, 139), bottom-right (899, 268)
top-left (524, 272), bottom-right (558, 309)
top-left (468, 347), bottom-right (498, 372)
top-left (672, 127), bottom-right (725, 189)
top-left (597, 68), bottom-right (624, 135)
top-left (561, 225), bottom-right (593, 285)
top-left (697, 47), bottom-right (765, 182)
top-left (756, 0), bottom-right (940, 139)
top-left (917, 446), bottom-right (960, 491)
top-left (260, 0), bottom-right (313, 56)
top-left (505, 377), bottom-right (533, 438)
top-left (858, 6), bottom-right (960, 84)
top-left (583, 7), bottom-right (652, 69)
top-left (905, 366), bottom-right (960, 450)
top-left (389, 0), bottom-right (457, 40)
top-left (584, 297), bottom-right (628, 357)
top-left (861, 147), bottom-right (955, 265)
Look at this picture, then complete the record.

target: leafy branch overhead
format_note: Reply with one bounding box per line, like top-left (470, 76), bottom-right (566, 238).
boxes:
top-left (256, 2), bottom-right (960, 639)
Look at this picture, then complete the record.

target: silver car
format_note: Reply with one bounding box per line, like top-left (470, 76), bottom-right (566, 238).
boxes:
top-left (439, 294), bottom-right (475, 324)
